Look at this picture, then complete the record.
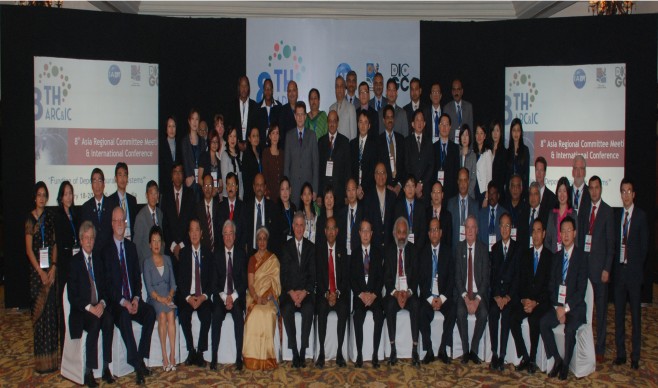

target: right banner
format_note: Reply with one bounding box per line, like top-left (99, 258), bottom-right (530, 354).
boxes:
top-left (505, 63), bottom-right (626, 207)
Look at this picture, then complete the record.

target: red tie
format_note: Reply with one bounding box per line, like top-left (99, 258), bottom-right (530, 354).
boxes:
top-left (467, 247), bottom-right (474, 300)
top-left (398, 248), bottom-right (404, 276)
top-left (588, 205), bottom-right (597, 234)
top-left (328, 248), bottom-right (336, 293)
top-left (229, 203), bottom-right (234, 220)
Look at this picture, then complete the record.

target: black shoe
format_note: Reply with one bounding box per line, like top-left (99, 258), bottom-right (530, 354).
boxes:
top-left (461, 352), bottom-right (470, 364)
top-left (372, 354), bottom-right (380, 369)
top-left (528, 361), bottom-right (537, 374)
top-left (292, 352), bottom-right (300, 368)
top-left (185, 349), bottom-right (197, 366)
top-left (355, 354), bottom-right (363, 368)
top-left (515, 356), bottom-right (529, 372)
top-left (388, 346), bottom-right (398, 366)
top-left (315, 351), bottom-right (325, 368)
top-left (613, 357), bottom-right (627, 365)
top-left (559, 364), bottom-right (569, 380)
top-left (497, 355), bottom-right (506, 371)
top-left (336, 353), bottom-right (346, 368)
top-left (411, 349), bottom-right (420, 367)
top-left (236, 357), bottom-right (244, 371)
top-left (438, 349), bottom-right (450, 364)
top-left (195, 351), bottom-right (207, 368)
top-left (490, 354), bottom-right (499, 370)
top-left (139, 360), bottom-right (151, 376)
top-left (299, 349), bottom-right (307, 368)
top-left (102, 366), bottom-right (116, 384)
top-left (469, 351), bottom-right (482, 365)
top-left (548, 359), bottom-right (563, 378)
top-left (135, 369), bottom-right (145, 385)
top-left (84, 370), bottom-right (98, 388)
top-left (209, 359), bottom-right (217, 370)
top-left (631, 360), bottom-right (640, 370)
top-left (423, 349), bottom-right (435, 364)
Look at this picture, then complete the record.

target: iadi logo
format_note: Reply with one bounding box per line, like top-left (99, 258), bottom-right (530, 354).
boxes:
top-left (34, 61), bottom-right (73, 121)
top-left (257, 40), bottom-right (306, 103)
top-left (505, 70), bottom-right (540, 126)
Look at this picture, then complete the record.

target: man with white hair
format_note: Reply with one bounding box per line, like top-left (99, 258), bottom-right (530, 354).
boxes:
top-left (571, 155), bottom-right (590, 216)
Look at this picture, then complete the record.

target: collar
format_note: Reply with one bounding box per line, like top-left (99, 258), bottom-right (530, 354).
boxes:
top-left (255, 197), bottom-right (264, 207)
top-left (534, 245), bottom-right (543, 255)
top-left (204, 198), bottom-right (214, 208)
top-left (591, 199), bottom-right (601, 208)
top-left (327, 242), bottom-right (336, 251)
top-left (573, 182), bottom-right (585, 192)
top-left (225, 246), bottom-right (233, 255)
top-left (349, 203), bottom-right (358, 212)
top-left (431, 243), bottom-right (440, 252)
top-left (467, 242), bottom-right (476, 250)
top-left (192, 244), bottom-right (201, 255)
top-left (563, 244), bottom-right (574, 259)
top-left (228, 198), bottom-right (236, 206)
top-left (174, 187), bottom-right (182, 196)
top-left (359, 134), bottom-right (368, 142)
top-left (362, 244), bottom-right (371, 252)
top-left (459, 194), bottom-right (468, 202)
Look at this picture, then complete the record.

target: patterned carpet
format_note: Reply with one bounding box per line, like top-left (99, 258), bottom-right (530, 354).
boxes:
top-left (2, 285), bottom-right (658, 387)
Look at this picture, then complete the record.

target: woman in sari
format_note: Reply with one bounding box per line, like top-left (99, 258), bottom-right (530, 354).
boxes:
top-left (243, 227), bottom-right (281, 370)
top-left (25, 181), bottom-right (59, 372)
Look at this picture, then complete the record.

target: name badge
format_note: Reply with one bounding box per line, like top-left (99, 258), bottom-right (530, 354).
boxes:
top-left (454, 131), bottom-right (460, 144)
top-left (511, 227), bottom-right (517, 241)
top-left (398, 275), bottom-right (408, 291)
top-left (529, 236), bottom-right (533, 249)
top-left (194, 168), bottom-right (199, 181)
top-left (325, 161), bottom-right (334, 176)
top-left (558, 284), bottom-right (567, 305)
top-left (459, 226), bottom-right (466, 242)
top-left (408, 233), bottom-right (415, 244)
top-left (488, 234), bottom-right (496, 252)
top-left (437, 170), bottom-right (445, 186)
top-left (432, 276), bottom-right (440, 296)
top-left (287, 235), bottom-right (293, 241)
top-left (557, 242), bottom-right (563, 252)
top-left (620, 244), bottom-right (626, 263)
top-left (584, 234), bottom-right (592, 253)
top-left (211, 171), bottom-right (218, 187)
top-left (364, 275), bottom-right (369, 284)
top-left (72, 245), bottom-right (81, 256)
top-left (389, 156), bottom-right (396, 174)
top-left (358, 168), bottom-right (363, 185)
top-left (124, 225), bottom-right (132, 240)
top-left (39, 247), bottom-right (50, 268)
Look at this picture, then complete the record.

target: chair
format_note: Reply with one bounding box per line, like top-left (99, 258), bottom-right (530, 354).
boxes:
top-left (537, 280), bottom-right (596, 378)
top-left (503, 317), bottom-right (531, 366)
top-left (418, 310), bottom-right (445, 359)
top-left (383, 310), bottom-right (414, 359)
top-left (348, 311), bottom-right (386, 362)
top-left (178, 311), bottom-right (212, 363)
top-left (111, 321), bottom-right (145, 376)
top-left (60, 283), bottom-right (104, 384)
top-left (314, 311), bottom-right (349, 361)
top-left (281, 312), bottom-right (315, 361)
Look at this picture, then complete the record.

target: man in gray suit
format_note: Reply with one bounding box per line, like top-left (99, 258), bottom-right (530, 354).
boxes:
top-left (377, 78), bottom-right (408, 137)
top-left (577, 175), bottom-right (614, 363)
top-left (447, 167), bottom-right (479, 251)
top-left (134, 180), bottom-right (164, 270)
top-left (329, 76), bottom-right (357, 141)
top-left (455, 215), bottom-right (489, 364)
top-left (443, 79), bottom-right (473, 144)
top-left (345, 70), bottom-right (360, 108)
top-left (284, 101), bottom-right (319, 205)
top-left (369, 72), bottom-right (388, 112)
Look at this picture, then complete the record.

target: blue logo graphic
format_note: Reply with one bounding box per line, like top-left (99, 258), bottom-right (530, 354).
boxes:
top-left (108, 64), bottom-right (121, 86)
top-left (335, 63), bottom-right (352, 80)
top-left (573, 69), bottom-right (586, 89)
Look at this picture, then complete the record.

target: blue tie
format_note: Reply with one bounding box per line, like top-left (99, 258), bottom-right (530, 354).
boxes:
top-left (562, 250), bottom-right (569, 283)
top-left (489, 207), bottom-right (495, 234)
top-left (376, 100), bottom-right (381, 111)
top-left (408, 202), bottom-right (414, 230)
top-left (434, 111), bottom-right (439, 138)
top-left (533, 250), bottom-right (539, 275)
top-left (457, 104), bottom-right (462, 126)
top-left (432, 248), bottom-right (438, 293)
top-left (574, 188), bottom-right (580, 211)
top-left (503, 244), bottom-right (508, 260)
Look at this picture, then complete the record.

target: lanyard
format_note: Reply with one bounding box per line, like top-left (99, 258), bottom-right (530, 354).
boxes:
top-left (38, 212), bottom-right (46, 248)
top-left (284, 207), bottom-right (292, 232)
top-left (68, 209), bottom-right (78, 245)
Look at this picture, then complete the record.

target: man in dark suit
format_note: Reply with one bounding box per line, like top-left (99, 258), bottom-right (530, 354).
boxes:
top-left (432, 113), bottom-right (460, 200)
top-left (68, 221), bottom-right (114, 387)
top-left (355, 81), bottom-right (379, 137)
top-left (257, 78), bottom-right (282, 145)
top-left (337, 179), bottom-right (364, 260)
top-left (419, 218), bottom-right (455, 364)
top-left (571, 155), bottom-right (591, 217)
top-left (380, 79), bottom-right (409, 137)
top-left (80, 168), bottom-right (113, 259)
top-left (426, 181), bottom-right (453, 249)
top-left (404, 110), bottom-right (434, 201)
top-left (161, 162), bottom-right (196, 263)
top-left (535, 156), bottom-right (557, 211)
top-left (540, 216), bottom-right (588, 380)
top-left (427, 83), bottom-right (444, 144)
top-left (403, 78), bottom-right (429, 136)
top-left (477, 182), bottom-right (508, 251)
top-left (227, 76), bottom-right (259, 148)
top-left (577, 176), bottom-right (614, 363)
top-left (503, 174), bottom-right (529, 236)
top-left (366, 163), bottom-right (396, 250)
top-left (280, 211), bottom-right (316, 367)
top-left (394, 175), bottom-right (428, 249)
top-left (511, 218), bottom-right (553, 374)
top-left (315, 217), bottom-right (350, 368)
top-left (377, 105), bottom-right (406, 197)
top-left (613, 178), bottom-right (648, 370)
top-left (447, 168), bottom-right (479, 251)
top-left (351, 219), bottom-right (385, 368)
top-left (217, 172), bottom-right (247, 257)
top-left (455, 215), bottom-right (490, 364)
top-left (134, 180), bottom-right (165, 269)
top-left (443, 79), bottom-right (473, 143)
top-left (488, 213), bottom-right (520, 371)
top-left (384, 217), bottom-right (420, 367)
top-left (103, 207), bottom-right (155, 385)
top-left (351, 110), bottom-right (378, 198)
top-left (210, 220), bottom-right (247, 370)
top-left (178, 219), bottom-right (213, 368)
top-left (284, 101), bottom-right (319, 206)
top-left (245, 173), bottom-right (278, 255)
top-left (318, 110), bottom-right (351, 209)
top-left (197, 174), bottom-right (220, 254)
top-left (368, 72), bottom-right (388, 114)
top-left (107, 162), bottom-right (138, 242)
top-left (160, 115), bottom-right (182, 192)
top-left (518, 182), bottom-right (548, 250)
top-left (277, 80), bottom-right (299, 148)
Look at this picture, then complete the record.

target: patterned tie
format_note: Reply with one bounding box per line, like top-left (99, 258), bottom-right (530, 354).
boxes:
top-left (329, 135), bottom-right (334, 154)
top-left (256, 203), bottom-right (263, 230)
top-left (119, 242), bottom-right (130, 300)
top-left (467, 247), bottom-right (474, 300)
top-left (562, 250), bottom-right (569, 284)
top-left (408, 202), bottom-right (414, 230)
top-left (434, 111), bottom-right (439, 138)
top-left (388, 134), bottom-right (396, 178)
top-left (489, 206), bottom-right (495, 234)
top-left (328, 248), bottom-right (336, 294)
top-left (530, 208), bottom-right (536, 231)
top-left (363, 248), bottom-right (370, 276)
top-left (432, 248), bottom-right (438, 289)
top-left (460, 199), bottom-right (466, 225)
top-left (376, 100), bottom-right (381, 111)
top-left (175, 192), bottom-right (180, 216)
top-left (503, 244), bottom-right (508, 260)
top-left (398, 248), bottom-right (404, 276)
top-left (588, 205), bottom-right (597, 234)
top-left (226, 251), bottom-right (234, 294)
top-left (207, 204), bottom-right (214, 252)
top-left (359, 138), bottom-right (364, 162)
top-left (416, 135), bottom-right (421, 152)
top-left (574, 188), bottom-right (580, 211)
top-left (97, 201), bottom-right (102, 223)
top-left (229, 203), bottom-right (234, 220)
top-left (152, 211), bottom-right (157, 226)
top-left (533, 250), bottom-right (539, 275)
top-left (297, 241), bottom-right (303, 265)
top-left (194, 251), bottom-right (201, 297)
top-left (87, 256), bottom-right (98, 305)
top-left (457, 103), bottom-right (463, 127)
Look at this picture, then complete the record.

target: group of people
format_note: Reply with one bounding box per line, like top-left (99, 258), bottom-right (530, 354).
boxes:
top-left (25, 73), bottom-right (647, 387)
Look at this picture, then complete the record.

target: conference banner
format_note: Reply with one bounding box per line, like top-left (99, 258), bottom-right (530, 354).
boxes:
top-left (505, 63), bottom-right (626, 207)
top-left (247, 18), bottom-right (420, 111)
top-left (34, 56), bottom-right (159, 205)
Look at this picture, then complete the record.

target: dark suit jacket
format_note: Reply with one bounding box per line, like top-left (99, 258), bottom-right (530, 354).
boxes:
top-left (394, 198), bottom-right (428, 249)
top-left (103, 238), bottom-right (141, 312)
top-left (355, 106), bottom-right (380, 138)
top-left (613, 206), bottom-right (648, 281)
top-left (318, 132), bottom-right (351, 208)
top-left (107, 191), bottom-right (138, 235)
top-left (491, 149), bottom-right (508, 201)
top-left (350, 134), bottom-right (378, 197)
top-left (161, 186), bottom-right (196, 254)
top-left (403, 101), bottom-right (429, 136)
top-left (366, 188), bottom-right (396, 250)
top-left (578, 200), bottom-right (614, 283)
top-left (368, 96), bottom-right (388, 112)
top-left (518, 246), bottom-right (552, 305)
top-left (68, 250), bottom-right (107, 339)
top-left (280, 237), bottom-right (316, 295)
top-left (572, 183), bottom-right (591, 217)
top-left (245, 197), bottom-right (279, 253)
top-left (81, 195), bottom-right (113, 258)
top-left (196, 198), bottom-right (221, 253)
top-left (351, 245), bottom-right (384, 297)
top-left (228, 98), bottom-right (260, 142)
top-left (477, 204), bottom-right (508, 246)
top-left (454, 240), bottom-right (490, 302)
top-left (316, 242), bottom-right (349, 297)
top-left (489, 239), bottom-right (520, 299)
top-left (377, 131), bottom-right (406, 188)
top-left (337, 202), bottom-right (365, 255)
top-left (425, 205), bottom-right (453, 249)
top-left (241, 147), bottom-right (261, 203)
top-left (518, 204), bottom-right (549, 250)
top-left (419, 243), bottom-right (454, 302)
top-left (212, 247), bottom-right (247, 302)
top-left (446, 194), bottom-right (479, 250)
top-left (549, 246), bottom-right (588, 322)
top-left (432, 140), bottom-right (460, 201)
top-left (160, 136), bottom-right (182, 191)
top-left (277, 102), bottom-right (297, 147)
top-left (404, 132), bottom-right (434, 200)
top-left (217, 198), bottom-right (248, 256)
top-left (384, 243), bottom-right (418, 296)
top-left (540, 187), bottom-right (557, 215)
top-left (177, 245), bottom-right (214, 304)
